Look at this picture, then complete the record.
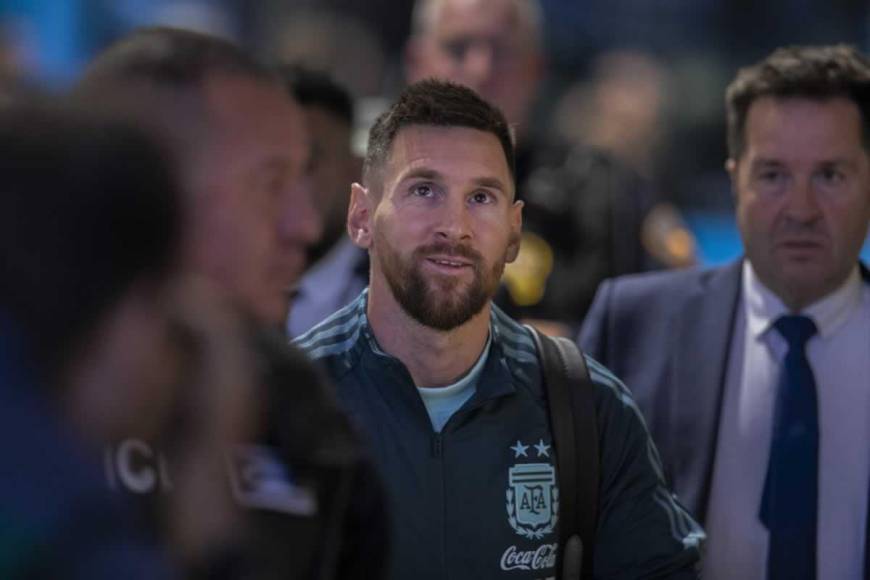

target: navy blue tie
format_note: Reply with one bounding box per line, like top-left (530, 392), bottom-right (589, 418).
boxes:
top-left (760, 315), bottom-right (819, 580)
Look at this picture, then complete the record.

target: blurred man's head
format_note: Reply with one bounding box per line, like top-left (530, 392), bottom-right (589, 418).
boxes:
top-left (278, 65), bottom-right (361, 263)
top-left (726, 45), bottom-right (870, 309)
top-left (79, 27), bottom-right (321, 326)
top-left (0, 105), bottom-right (183, 440)
top-left (405, 0), bottom-right (543, 129)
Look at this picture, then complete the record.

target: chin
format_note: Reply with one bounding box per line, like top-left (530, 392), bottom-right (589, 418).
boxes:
top-left (251, 298), bottom-right (290, 329)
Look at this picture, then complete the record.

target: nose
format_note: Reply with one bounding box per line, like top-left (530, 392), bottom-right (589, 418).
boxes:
top-left (784, 178), bottom-right (822, 224)
top-left (460, 42), bottom-right (496, 89)
top-left (435, 195), bottom-right (473, 242)
top-left (278, 174), bottom-right (323, 246)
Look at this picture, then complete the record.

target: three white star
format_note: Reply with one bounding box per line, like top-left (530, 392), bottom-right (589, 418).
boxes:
top-left (510, 440), bottom-right (529, 457)
top-left (534, 439), bottom-right (551, 458)
top-left (511, 440), bottom-right (551, 458)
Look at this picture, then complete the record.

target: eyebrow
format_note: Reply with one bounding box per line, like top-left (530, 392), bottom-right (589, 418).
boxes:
top-left (750, 158), bottom-right (784, 166)
top-left (260, 156), bottom-right (297, 176)
top-left (399, 168), bottom-right (509, 193)
top-left (400, 168), bottom-right (441, 182)
top-left (751, 156), bottom-right (855, 168)
top-left (472, 176), bottom-right (509, 192)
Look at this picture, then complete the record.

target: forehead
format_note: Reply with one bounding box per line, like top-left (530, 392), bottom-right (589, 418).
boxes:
top-left (384, 124), bottom-right (512, 188)
top-left (431, 0), bottom-right (523, 40)
top-left (743, 96), bottom-right (864, 159)
top-left (202, 73), bottom-right (307, 162)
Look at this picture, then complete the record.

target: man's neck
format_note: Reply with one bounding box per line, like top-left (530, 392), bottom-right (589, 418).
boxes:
top-left (366, 277), bottom-right (491, 388)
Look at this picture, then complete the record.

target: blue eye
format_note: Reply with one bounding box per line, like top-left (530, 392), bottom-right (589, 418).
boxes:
top-left (443, 39), bottom-right (472, 62)
top-left (817, 167), bottom-right (844, 185)
top-left (470, 191), bottom-right (493, 204)
top-left (411, 183), bottom-right (435, 197)
top-left (759, 170), bottom-right (784, 183)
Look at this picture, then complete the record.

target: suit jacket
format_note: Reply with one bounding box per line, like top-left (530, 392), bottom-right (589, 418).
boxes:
top-left (578, 259), bottom-right (870, 575)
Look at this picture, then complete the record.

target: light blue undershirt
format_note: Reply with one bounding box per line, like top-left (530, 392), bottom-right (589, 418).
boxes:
top-left (417, 334), bottom-right (491, 433)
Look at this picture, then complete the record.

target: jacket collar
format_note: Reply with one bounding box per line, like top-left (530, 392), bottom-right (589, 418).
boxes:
top-left (357, 300), bottom-right (529, 413)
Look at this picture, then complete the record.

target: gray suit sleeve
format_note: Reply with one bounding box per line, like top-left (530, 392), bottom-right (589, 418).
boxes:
top-left (578, 278), bottom-right (614, 363)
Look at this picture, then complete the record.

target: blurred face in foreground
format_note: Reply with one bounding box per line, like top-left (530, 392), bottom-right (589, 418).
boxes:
top-left (730, 96), bottom-right (870, 309)
top-left (66, 279), bottom-right (182, 442)
top-left (350, 124), bottom-right (522, 330)
top-left (186, 73), bottom-right (322, 325)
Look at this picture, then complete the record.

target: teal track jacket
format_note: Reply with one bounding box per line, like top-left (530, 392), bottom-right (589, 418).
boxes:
top-left (295, 291), bottom-right (703, 580)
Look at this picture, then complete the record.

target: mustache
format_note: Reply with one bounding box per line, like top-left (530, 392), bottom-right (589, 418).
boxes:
top-left (774, 222), bottom-right (829, 242)
top-left (414, 241), bottom-right (482, 262)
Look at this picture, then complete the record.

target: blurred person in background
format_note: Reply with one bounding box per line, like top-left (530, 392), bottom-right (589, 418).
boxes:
top-left (404, 0), bottom-right (689, 336)
top-left (552, 50), bottom-right (698, 271)
top-left (553, 51), bottom-right (670, 182)
top-left (279, 65), bottom-right (369, 339)
top-left (0, 105), bottom-right (183, 579)
top-left (266, 9), bottom-right (387, 101)
top-left (77, 26), bottom-right (386, 579)
top-left (580, 44), bottom-right (870, 579)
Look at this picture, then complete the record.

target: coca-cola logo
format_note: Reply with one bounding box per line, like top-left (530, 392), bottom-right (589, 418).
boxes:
top-left (499, 543), bottom-right (558, 571)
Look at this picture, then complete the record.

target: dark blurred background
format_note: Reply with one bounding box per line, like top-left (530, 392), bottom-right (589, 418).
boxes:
top-left (5, 0), bottom-right (868, 264)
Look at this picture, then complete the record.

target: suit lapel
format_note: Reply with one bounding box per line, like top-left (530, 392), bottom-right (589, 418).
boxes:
top-left (865, 478), bottom-right (870, 580)
top-left (670, 260), bottom-right (742, 521)
top-left (667, 262), bottom-right (869, 559)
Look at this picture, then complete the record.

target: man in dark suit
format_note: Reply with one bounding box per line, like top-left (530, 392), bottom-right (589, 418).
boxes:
top-left (580, 44), bottom-right (870, 580)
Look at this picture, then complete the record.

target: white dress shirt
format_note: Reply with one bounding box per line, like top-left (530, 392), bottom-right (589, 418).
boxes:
top-left (704, 261), bottom-right (870, 580)
top-left (287, 238), bottom-right (368, 338)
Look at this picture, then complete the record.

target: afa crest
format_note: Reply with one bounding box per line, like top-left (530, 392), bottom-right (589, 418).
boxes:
top-left (506, 440), bottom-right (558, 539)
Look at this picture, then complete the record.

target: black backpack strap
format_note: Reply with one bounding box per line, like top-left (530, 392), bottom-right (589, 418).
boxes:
top-left (526, 325), bottom-right (599, 580)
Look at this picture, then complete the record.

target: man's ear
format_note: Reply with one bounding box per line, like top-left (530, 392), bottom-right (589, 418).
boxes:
top-left (348, 182), bottom-right (373, 249)
top-left (506, 200), bottom-right (524, 263)
top-left (725, 158), bottom-right (738, 199)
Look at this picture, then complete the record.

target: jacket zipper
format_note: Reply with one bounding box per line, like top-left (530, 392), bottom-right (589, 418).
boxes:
top-left (432, 433), bottom-right (443, 458)
top-left (432, 432), bottom-right (448, 579)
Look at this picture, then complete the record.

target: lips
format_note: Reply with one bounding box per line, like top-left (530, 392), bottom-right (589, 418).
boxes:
top-left (777, 238), bottom-right (825, 250)
top-left (426, 256), bottom-right (472, 268)
top-left (775, 238), bottom-right (828, 261)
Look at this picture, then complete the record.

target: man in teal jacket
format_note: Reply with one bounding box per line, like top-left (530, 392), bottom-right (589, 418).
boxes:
top-left (296, 79), bottom-right (703, 579)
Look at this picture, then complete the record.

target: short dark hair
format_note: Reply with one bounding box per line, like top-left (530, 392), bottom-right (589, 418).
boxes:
top-left (81, 26), bottom-right (275, 90)
top-left (75, 27), bottom-right (281, 184)
top-left (726, 44), bottom-right (870, 159)
top-left (0, 105), bottom-right (181, 379)
top-left (277, 64), bottom-right (354, 127)
top-left (363, 79), bottom-right (515, 187)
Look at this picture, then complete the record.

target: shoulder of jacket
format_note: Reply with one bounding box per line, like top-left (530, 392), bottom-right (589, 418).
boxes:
top-left (604, 262), bottom-right (737, 308)
top-left (582, 354), bottom-right (650, 430)
top-left (293, 298), bottom-right (366, 370)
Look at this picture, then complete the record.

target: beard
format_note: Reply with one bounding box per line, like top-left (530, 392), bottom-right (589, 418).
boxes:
top-left (375, 234), bottom-right (507, 331)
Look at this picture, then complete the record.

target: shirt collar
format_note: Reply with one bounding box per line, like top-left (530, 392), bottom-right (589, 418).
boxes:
top-left (418, 332), bottom-right (491, 395)
top-left (298, 238), bottom-right (366, 299)
top-left (743, 260), bottom-right (863, 340)
top-left (359, 295), bottom-right (515, 399)
top-left (360, 292), bottom-right (492, 365)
